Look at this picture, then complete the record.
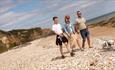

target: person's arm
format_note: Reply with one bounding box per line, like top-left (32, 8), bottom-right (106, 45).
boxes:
top-left (71, 24), bottom-right (76, 34)
top-left (59, 24), bottom-right (65, 36)
top-left (52, 26), bottom-right (61, 35)
top-left (62, 25), bottom-right (70, 37)
top-left (74, 22), bottom-right (80, 34)
top-left (53, 30), bottom-right (63, 36)
top-left (84, 18), bottom-right (89, 30)
top-left (86, 23), bottom-right (89, 30)
top-left (64, 28), bottom-right (70, 37)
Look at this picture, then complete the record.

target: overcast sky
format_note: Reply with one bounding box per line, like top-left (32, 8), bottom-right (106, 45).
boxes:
top-left (0, 0), bottom-right (115, 31)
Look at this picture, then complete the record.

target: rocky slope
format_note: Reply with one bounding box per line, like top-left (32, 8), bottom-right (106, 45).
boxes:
top-left (0, 27), bottom-right (54, 53)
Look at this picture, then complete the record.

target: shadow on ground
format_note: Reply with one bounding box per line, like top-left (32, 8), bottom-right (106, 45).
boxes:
top-left (100, 47), bottom-right (115, 52)
top-left (51, 55), bottom-right (71, 61)
top-left (51, 49), bottom-right (82, 61)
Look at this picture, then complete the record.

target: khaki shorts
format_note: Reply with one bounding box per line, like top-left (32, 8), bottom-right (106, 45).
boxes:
top-left (69, 33), bottom-right (78, 47)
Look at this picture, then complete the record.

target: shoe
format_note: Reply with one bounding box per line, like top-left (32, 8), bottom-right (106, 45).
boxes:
top-left (89, 46), bottom-right (93, 48)
top-left (70, 52), bottom-right (75, 57)
top-left (80, 48), bottom-right (84, 51)
top-left (82, 46), bottom-right (85, 49)
top-left (61, 55), bottom-right (65, 59)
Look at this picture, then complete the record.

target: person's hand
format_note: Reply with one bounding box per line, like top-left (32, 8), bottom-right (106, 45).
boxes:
top-left (73, 32), bottom-right (76, 34)
top-left (77, 32), bottom-right (80, 34)
top-left (86, 25), bottom-right (89, 30)
top-left (59, 33), bottom-right (63, 37)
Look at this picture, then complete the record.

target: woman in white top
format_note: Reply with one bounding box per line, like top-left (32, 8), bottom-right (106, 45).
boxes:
top-left (75, 11), bottom-right (92, 49)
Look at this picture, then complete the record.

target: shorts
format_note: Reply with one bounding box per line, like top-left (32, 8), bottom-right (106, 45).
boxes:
top-left (69, 34), bottom-right (77, 46)
top-left (80, 29), bottom-right (89, 40)
top-left (56, 35), bottom-right (68, 46)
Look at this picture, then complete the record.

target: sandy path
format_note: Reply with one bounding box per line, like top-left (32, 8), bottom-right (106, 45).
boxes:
top-left (90, 26), bottom-right (115, 38)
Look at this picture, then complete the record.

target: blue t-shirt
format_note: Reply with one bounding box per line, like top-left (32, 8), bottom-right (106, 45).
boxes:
top-left (64, 23), bottom-right (75, 34)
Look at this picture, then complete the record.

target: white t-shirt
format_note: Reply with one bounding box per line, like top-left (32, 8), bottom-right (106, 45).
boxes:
top-left (52, 24), bottom-right (63, 35)
top-left (76, 17), bottom-right (87, 30)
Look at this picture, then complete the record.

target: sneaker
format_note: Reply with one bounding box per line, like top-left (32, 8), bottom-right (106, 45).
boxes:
top-left (80, 48), bottom-right (84, 51)
top-left (61, 55), bottom-right (65, 59)
top-left (89, 46), bottom-right (93, 48)
top-left (70, 52), bottom-right (75, 57)
top-left (82, 46), bottom-right (85, 49)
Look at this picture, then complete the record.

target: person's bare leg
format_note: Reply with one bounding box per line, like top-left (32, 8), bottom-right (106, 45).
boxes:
top-left (76, 39), bottom-right (84, 51)
top-left (65, 42), bottom-right (75, 56)
top-left (76, 39), bottom-right (81, 48)
top-left (59, 45), bottom-right (65, 58)
top-left (87, 36), bottom-right (92, 48)
top-left (64, 43), bottom-right (70, 53)
top-left (69, 43), bottom-right (75, 56)
top-left (59, 45), bottom-right (63, 55)
top-left (82, 39), bottom-right (86, 49)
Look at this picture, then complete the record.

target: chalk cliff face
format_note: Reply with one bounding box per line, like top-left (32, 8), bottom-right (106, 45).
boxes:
top-left (0, 27), bottom-right (54, 53)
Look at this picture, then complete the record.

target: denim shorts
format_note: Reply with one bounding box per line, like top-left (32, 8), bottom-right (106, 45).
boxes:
top-left (80, 29), bottom-right (89, 40)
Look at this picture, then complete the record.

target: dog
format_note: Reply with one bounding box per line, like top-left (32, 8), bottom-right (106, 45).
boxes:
top-left (102, 39), bottom-right (115, 48)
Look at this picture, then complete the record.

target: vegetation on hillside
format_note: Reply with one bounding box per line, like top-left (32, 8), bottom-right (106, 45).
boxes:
top-left (0, 27), bottom-right (54, 53)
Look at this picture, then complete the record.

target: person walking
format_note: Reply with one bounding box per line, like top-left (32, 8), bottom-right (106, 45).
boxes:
top-left (64, 15), bottom-right (83, 51)
top-left (52, 16), bottom-right (75, 59)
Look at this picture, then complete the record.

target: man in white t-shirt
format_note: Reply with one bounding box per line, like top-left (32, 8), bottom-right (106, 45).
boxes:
top-left (52, 16), bottom-right (75, 59)
top-left (75, 11), bottom-right (92, 49)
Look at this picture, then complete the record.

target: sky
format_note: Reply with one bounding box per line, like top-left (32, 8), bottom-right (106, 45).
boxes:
top-left (0, 0), bottom-right (115, 31)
